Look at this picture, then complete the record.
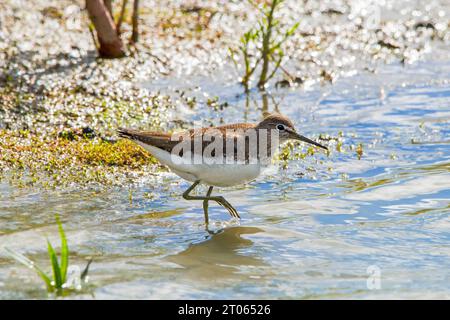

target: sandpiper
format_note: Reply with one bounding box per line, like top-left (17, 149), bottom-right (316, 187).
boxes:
top-left (118, 113), bottom-right (327, 224)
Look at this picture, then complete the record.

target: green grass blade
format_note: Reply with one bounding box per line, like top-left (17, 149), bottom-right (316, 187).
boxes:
top-left (4, 247), bottom-right (53, 292)
top-left (47, 239), bottom-right (62, 289)
top-left (56, 215), bottom-right (69, 284)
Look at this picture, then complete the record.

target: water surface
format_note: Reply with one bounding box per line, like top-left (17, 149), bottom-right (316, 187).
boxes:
top-left (1, 55), bottom-right (449, 299)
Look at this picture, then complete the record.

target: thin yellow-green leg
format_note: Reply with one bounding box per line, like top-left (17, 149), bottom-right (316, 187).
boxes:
top-left (202, 186), bottom-right (214, 225)
top-left (182, 181), bottom-right (240, 219)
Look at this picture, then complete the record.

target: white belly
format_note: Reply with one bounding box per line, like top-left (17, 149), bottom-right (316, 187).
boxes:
top-left (194, 163), bottom-right (261, 187)
top-left (137, 142), bottom-right (261, 187)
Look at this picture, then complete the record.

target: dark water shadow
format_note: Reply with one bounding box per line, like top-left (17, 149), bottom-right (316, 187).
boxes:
top-left (166, 226), bottom-right (266, 280)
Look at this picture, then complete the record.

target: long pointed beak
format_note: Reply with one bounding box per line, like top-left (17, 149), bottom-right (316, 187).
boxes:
top-left (291, 131), bottom-right (328, 151)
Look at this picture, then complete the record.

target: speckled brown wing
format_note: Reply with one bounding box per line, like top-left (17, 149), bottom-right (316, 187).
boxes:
top-left (118, 123), bottom-right (262, 161)
top-left (118, 127), bottom-right (225, 154)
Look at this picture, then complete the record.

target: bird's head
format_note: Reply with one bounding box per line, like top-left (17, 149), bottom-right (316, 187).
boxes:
top-left (256, 113), bottom-right (328, 150)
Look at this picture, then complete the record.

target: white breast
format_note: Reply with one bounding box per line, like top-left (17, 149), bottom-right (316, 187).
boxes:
top-left (195, 163), bottom-right (261, 187)
top-left (137, 142), bottom-right (261, 187)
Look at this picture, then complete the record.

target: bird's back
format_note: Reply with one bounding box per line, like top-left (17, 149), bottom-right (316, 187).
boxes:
top-left (118, 123), bottom-right (256, 154)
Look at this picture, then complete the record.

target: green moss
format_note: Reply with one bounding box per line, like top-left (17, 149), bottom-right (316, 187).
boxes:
top-left (0, 130), bottom-right (159, 188)
top-left (75, 139), bottom-right (157, 167)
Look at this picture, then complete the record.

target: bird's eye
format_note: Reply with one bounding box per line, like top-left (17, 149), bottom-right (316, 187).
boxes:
top-left (277, 124), bottom-right (285, 131)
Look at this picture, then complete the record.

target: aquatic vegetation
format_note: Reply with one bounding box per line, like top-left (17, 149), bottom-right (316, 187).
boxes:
top-left (4, 215), bottom-right (91, 296)
top-left (230, 0), bottom-right (299, 91)
top-left (0, 130), bottom-right (156, 168)
top-left (0, 130), bottom-right (159, 188)
top-left (278, 140), bottom-right (323, 170)
top-left (355, 143), bottom-right (364, 160)
top-left (277, 132), bottom-right (366, 176)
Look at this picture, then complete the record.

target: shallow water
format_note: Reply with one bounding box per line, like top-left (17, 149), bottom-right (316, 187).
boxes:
top-left (1, 53), bottom-right (450, 299)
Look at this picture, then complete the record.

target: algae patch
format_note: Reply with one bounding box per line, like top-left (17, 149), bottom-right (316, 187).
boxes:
top-left (0, 130), bottom-right (160, 188)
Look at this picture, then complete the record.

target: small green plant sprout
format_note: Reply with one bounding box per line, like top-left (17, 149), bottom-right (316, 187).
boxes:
top-left (356, 143), bottom-right (364, 160)
top-left (4, 215), bottom-right (92, 296)
top-left (229, 0), bottom-right (299, 91)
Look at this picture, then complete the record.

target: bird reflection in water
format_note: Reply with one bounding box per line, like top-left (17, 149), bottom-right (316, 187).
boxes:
top-left (167, 226), bottom-right (266, 280)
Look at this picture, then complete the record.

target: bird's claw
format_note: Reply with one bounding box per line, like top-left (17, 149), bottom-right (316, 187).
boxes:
top-left (217, 198), bottom-right (240, 219)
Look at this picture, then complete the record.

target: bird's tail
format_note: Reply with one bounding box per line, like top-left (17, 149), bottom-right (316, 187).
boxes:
top-left (117, 128), bottom-right (174, 150)
top-left (117, 128), bottom-right (138, 140)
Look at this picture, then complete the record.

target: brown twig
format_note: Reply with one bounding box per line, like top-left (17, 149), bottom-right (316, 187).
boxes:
top-left (103, 0), bottom-right (112, 18)
top-left (131, 0), bottom-right (139, 43)
top-left (116, 0), bottom-right (128, 35)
